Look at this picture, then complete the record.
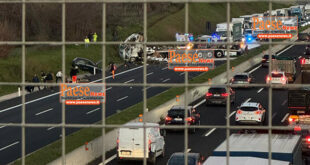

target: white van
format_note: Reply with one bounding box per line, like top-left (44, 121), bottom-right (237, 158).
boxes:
top-left (117, 122), bottom-right (165, 164)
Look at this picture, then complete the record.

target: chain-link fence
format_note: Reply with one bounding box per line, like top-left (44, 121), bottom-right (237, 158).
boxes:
top-left (0, 0), bottom-right (309, 165)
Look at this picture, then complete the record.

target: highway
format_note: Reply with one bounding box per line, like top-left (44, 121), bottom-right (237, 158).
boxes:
top-left (0, 43), bottom-right (303, 164)
top-left (0, 58), bottom-right (230, 163)
top-left (100, 44), bottom-right (306, 165)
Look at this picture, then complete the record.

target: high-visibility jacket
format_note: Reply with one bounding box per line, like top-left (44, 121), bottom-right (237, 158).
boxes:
top-left (93, 33), bottom-right (98, 42)
top-left (84, 38), bottom-right (90, 43)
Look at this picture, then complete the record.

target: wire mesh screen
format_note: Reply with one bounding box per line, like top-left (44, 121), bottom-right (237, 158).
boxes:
top-left (0, 0), bottom-right (309, 165)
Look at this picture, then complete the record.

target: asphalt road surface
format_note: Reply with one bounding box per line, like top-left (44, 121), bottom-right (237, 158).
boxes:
top-left (0, 58), bottom-right (231, 164)
top-left (100, 44), bottom-right (307, 165)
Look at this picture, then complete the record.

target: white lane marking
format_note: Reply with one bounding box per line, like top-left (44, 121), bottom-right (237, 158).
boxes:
top-left (244, 98), bottom-right (252, 103)
top-left (187, 148), bottom-right (191, 152)
top-left (248, 65), bottom-right (261, 74)
top-left (147, 72), bottom-right (154, 76)
top-left (179, 72), bottom-right (185, 76)
top-left (228, 111), bottom-right (236, 118)
top-left (124, 79), bottom-right (134, 84)
top-left (272, 112), bottom-right (277, 119)
top-left (277, 45), bottom-right (294, 56)
top-left (161, 67), bottom-right (168, 70)
top-left (141, 87), bottom-right (151, 91)
top-left (257, 88), bottom-right (264, 93)
top-left (35, 108), bottom-right (53, 116)
top-left (193, 100), bottom-right (206, 108)
top-left (281, 99), bottom-right (288, 106)
top-left (281, 113), bottom-right (289, 123)
top-left (0, 125), bottom-right (6, 129)
top-left (47, 127), bottom-right (55, 131)
top-left (205, 128), bottom-right (216, 136)
top-left (117, 96), bottom-right (128, 102)
top-left (162, 78), bottom-right (170, 82)
top-left (213, 58), bottom-right (236, 61)
top-left (0, 65), bottom-right (146, 114)
top-left (0, 141), bottom-right (19, 152)
top-left (86, 108), bottom-right (100, 115)
top-left (106, 87), bottom-right (112, 91)
top-left (98, 154), bottom-right (117, 165)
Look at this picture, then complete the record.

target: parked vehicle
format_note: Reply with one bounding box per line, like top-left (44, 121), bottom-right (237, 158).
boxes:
top-left (235, 102), bottom-right (266, 125)
top-left (212, 134), bottom-right (303, 165)
top-left (117, 122), bottom-right (165, 164)
top-left (205, 87), bottom-right (235, 105)
top-left (167, 152), bottom-right (206, 165)
top-left (165, 105), bottom-right (200, 133)
top-left (72, 57), bottom-right (102, 74)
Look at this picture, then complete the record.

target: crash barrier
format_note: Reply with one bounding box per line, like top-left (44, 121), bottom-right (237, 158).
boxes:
top-left (47, 28), bottom-right (310, 165)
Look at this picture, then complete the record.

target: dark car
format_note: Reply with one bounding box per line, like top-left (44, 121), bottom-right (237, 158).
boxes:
top-left (305, 45), bottom-right (310, 55)
top-left (72, 57), bottom-right (102, 74)
top-left (205, 87), bottom-right (235, 105)
top-left (298, 33), bottom-right (310, 41)
top-left (165, 106), bottom-right (200, 133)
top-left (167, 152), bottom-right (206, 165)
top-left (261, 54), bottom-right (276, 67)
top-left (230, 73), bottom-right (254, 87)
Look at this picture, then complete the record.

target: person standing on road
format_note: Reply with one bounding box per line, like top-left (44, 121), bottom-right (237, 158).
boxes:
top-left (93, 32), bottom-right (98, 42)
top-left (84, 36), bottom-right (90, 48)
top-left (32, 74), bottom-right (40, 91)
top-left (56, 71), bottom-right (62, 83)
top-left (41, 71), bottom-right (47, 89)
top-left (70, 66), bottom-right (79, 83)
top-left (110, 62), bottom-right (116, 79)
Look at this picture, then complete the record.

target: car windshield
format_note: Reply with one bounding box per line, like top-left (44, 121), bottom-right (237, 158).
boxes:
top-left (168, 109), bottom-right (190, 118)
top-left (168, 156), bottom-right (196, 165)
top-left (240, 106), bottom-right (257, 111)
top-left (272, 73), bottom-right (283, 77)
top-left (209, 88), bottom-right (226, 93)
top-left (234, 75), bottom-right (248, 80)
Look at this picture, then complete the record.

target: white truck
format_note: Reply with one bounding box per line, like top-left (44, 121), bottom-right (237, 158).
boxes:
top-left (119, 33), bottom-right (155, 62)
top-left (212, 133), bottom-right (303, 165)
top-left (203, 156), bottom-right (290, 165)
top-left (116, 122), bottom-right (165, 164)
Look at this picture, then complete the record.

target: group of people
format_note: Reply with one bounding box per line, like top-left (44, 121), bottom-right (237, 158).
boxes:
top-left (26, 71), bottom-right (63, 93)
top-left (84, 32), bottom-right (98, 48)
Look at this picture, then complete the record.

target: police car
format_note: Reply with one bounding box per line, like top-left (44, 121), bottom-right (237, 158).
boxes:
top-left (266, 71), bottom-right (287, 84)
top-left (235, 102), bottom-right (266, 125)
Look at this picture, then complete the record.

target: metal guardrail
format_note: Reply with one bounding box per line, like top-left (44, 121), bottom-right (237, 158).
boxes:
top-left (0, 0), bottom-right (309, 165)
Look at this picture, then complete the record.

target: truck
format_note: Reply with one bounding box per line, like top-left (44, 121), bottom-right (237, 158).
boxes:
top-left (195, 34), bottom-right (245, 58)
top-left (215, 21), bottom-right (243, 41)
top-left (287, 57), bottom-right (310, 153)
top-left (203, 156), bottom-right (290, 165)
top-left (305, 4), bottom-right (310, 21)
top-left (290, 7), bottom-right (303, 22)
top-left (270, 56), bottom-right (297, 83)
top-left (212, 133), bottom-right (303, 165)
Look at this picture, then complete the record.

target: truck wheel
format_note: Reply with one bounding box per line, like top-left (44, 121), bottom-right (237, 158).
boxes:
top-left (215, 51), bottom-right (223, 58)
